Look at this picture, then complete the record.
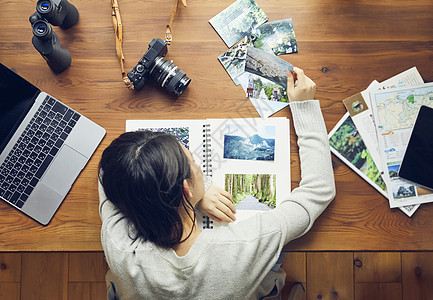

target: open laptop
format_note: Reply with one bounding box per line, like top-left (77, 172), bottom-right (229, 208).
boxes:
top-left (0, 62), bottom-right (105, 225)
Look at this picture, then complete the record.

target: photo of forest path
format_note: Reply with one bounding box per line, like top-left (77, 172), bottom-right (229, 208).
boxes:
top-left (225, 174), bottom-right (276, 209)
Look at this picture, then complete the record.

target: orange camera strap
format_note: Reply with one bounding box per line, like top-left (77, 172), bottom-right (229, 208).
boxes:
top-left (111, 0), bottom-right (187, 88)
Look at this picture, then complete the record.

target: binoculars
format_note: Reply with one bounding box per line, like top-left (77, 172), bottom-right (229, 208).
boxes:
top-left (29, 0), bottom-right (79, 73)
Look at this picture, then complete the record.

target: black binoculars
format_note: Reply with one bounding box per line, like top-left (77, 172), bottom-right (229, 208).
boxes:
top-left (29, 0), bottom-right (79, 73)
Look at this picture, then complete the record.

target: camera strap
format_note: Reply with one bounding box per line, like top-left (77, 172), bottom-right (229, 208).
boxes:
top-left (111, 0), bottom-right (187, 88)
top-left (166, 0), bottom-right (187, 45)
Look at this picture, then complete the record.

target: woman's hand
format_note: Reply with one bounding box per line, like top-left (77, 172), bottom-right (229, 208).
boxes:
top-left (196, 184), bottom-right (236, 224)
top-left (287, 67), bottom-right (316, 101)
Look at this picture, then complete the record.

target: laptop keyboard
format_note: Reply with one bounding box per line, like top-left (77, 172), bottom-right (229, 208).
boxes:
top-left (0, 96), bottom-right (80, 209)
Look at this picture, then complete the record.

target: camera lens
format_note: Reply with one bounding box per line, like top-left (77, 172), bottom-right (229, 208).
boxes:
top-left (150, 56), bottom-right (191, 96)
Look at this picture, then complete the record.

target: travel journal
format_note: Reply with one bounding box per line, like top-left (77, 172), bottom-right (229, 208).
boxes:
top-left (126, 118), bottom-right (290, 229)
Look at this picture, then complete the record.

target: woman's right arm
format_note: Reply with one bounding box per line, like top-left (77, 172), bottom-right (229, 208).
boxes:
top-left (274, 68), bottom-right (336, 244)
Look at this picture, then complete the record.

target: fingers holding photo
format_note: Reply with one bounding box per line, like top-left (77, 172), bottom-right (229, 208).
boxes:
top-left (287, 67), bottom-right (317, 102)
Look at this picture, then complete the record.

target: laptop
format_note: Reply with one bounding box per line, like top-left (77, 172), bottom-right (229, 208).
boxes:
top-left (0, 62), bottom-right (106, 225)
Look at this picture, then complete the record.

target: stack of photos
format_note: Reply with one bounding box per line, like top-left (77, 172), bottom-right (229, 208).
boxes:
top-left (210, 0), bottom-right (298, 118)
top-left (209, 0), bottom-right (268, 48)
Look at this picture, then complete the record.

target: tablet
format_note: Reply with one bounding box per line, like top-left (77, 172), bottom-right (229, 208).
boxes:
top-left (398, 105), bottom-right (433, 189)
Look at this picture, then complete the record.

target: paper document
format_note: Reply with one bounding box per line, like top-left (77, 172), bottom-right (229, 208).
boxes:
top-left (371, 83), bottom-right (433, 207)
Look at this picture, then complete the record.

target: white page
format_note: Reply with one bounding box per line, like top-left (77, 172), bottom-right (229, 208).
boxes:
top-left (207, 117), bottom-right (290, 222)
top-left (371, 83), bottom-right (433, 207)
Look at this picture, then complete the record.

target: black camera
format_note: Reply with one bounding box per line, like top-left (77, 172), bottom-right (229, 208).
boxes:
top-left (127, 38), bottom-right (191, 96)
top-left (29, 0), bottom-right (79, 73)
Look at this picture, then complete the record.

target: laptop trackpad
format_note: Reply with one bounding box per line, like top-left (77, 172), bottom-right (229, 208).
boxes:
top-left (40, 145), bottom-right (87, 196)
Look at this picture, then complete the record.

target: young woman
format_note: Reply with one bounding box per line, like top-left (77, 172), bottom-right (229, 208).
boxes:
top-left (98, 67), bottom-right (336, 299)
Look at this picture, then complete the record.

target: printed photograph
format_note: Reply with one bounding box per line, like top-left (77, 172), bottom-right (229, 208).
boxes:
top-left (223, 123), bottom-right (275, 161)
top-left (245, 46), bottom-right (294, 89)
top-left (392, 182), bottom-right (416, 199)
top-left (329, 115), bottom-right (386, 191)
top-left (352, 101), bottom-right (365, 113)
top-left (246, 74), bottom-right (288, 103)
top-left (342, 92), bottom-right (368, 117)
top-left (143, 127), bottom-right (190, 149)
top-left (225, 173), bottom-right (276, 209)
top-left (218, 41), bottom-right (248, 85)
top-left (246, 18), bottom-right (298, 55)
top-left (209, 0), bottom-right (268, 47)
top-left (388, 165), bottom-right (400, 178)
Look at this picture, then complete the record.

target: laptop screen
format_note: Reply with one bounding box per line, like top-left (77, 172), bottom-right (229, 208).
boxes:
top-left (0, 63), bottom-right (39, 153)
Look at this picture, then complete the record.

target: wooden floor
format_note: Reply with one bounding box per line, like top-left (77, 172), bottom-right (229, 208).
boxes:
top-left (0, 251), bottom-right (431, 299)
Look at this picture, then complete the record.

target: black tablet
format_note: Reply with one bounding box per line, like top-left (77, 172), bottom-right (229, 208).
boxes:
top-left (398, 105), bottom-right (433, 189)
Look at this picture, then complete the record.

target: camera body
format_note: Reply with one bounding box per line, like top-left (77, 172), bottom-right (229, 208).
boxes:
top-left (29, 0), bottom-right (79, 73)
top-left (127, 38), bottom-right (191, 96)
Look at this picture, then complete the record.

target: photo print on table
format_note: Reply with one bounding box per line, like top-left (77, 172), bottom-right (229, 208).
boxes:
top-left (246, 18), bottom-right (298, 55)
top-left (328, 114), bottom-right (386, 191)
top-left (218, 40), bottom-right (248, 85)
top-left (209, 0), bottom-right (268, 48)
top-left (225, 173), bottom-right (276, 209)
top-left (223, 123), bottom-right (276, 161)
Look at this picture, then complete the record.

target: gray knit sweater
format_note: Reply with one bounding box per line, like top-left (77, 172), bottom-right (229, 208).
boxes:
top-left (99, 100), bottom-right (336, 299)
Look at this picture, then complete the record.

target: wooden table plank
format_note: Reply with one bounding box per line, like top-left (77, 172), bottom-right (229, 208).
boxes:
top-left (0, 0), bottom-right (432, 251)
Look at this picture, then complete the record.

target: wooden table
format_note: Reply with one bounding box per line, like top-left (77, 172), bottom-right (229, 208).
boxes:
top-left (0, 0), bottom-right (432, 251)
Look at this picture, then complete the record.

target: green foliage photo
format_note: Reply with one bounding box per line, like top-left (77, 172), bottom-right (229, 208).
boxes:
top-left (330, 115), bottom-right (386, 191)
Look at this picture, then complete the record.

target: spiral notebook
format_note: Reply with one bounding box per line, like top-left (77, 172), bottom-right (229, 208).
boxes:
top-left (126, 118), bottom-right (290, 229)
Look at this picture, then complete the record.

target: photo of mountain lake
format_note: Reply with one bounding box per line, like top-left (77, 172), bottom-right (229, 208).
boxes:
top-left (223, 123), bottom-right (275, 161)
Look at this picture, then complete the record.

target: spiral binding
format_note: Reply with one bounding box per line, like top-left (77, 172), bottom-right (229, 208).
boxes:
top-left (201, 123), bottom-right (214, 229)
top-left (202, 124), bottom-right (212, 177)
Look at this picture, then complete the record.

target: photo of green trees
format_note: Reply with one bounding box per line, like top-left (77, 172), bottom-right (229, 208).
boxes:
top-left (209, 0), bottom-right (268, 47)
top-left (329, 115), bottom-right (386, 191)
top-left (225, 173), bottom-right (276, 208)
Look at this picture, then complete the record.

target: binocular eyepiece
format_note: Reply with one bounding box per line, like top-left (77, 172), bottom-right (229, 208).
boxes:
top-left (35, 0), bottom-right (79, 29)
top-left (30, 0), bottom-right (79, 73)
